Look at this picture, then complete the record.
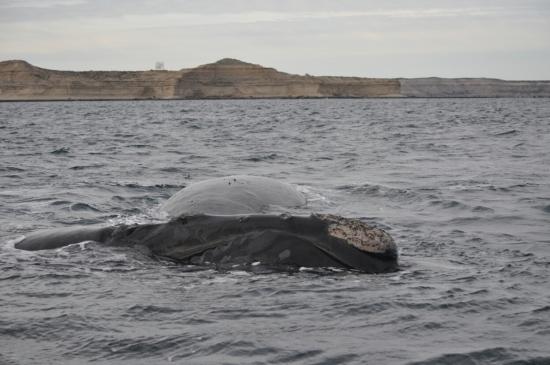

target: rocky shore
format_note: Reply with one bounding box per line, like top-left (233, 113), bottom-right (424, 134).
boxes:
top-left (1, 58), bottom-right (548, 100)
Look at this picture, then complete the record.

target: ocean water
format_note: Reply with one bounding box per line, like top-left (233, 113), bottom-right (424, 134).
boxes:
top-left (0, 98), bottom-right (549, 365)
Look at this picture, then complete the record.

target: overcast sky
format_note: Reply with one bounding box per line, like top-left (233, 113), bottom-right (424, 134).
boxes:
top-left (1, 0), bottom-right (549, 79)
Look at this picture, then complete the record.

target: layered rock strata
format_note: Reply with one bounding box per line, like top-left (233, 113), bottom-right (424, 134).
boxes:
top-left (0, 58), bottom-right (548, 100)
top-left (399, 78), bottom-right (550, 98)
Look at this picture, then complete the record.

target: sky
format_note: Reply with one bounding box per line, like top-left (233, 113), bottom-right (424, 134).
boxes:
top-left (1, 0), bottom-right (549, 79)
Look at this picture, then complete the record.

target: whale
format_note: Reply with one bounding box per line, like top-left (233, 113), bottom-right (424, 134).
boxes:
top-left (14, 176), bottom-right (398, 273)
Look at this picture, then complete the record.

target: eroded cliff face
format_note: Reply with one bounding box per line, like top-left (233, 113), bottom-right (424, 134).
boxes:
top-left (318, 76), bottom-right (401, 97)
top-left (399, 78), bottom-right (550, 98)
top-left (0, 60), bottom-right (181, 100)
top-left (0, 58), bottom-right (548, 100)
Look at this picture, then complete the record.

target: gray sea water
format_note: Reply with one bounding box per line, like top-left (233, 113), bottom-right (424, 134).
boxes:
top-left (0, 99), bottom-right (549, 365)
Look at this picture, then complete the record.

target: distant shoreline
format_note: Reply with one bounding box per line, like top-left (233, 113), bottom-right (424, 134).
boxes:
top-left (2, 96), bottom-right (550, 103)
top-left (2, 58), bottom-right (550, 100)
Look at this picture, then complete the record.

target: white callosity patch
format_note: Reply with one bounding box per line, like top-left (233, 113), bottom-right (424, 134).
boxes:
top-left (318, 214), bottom-right (396, 254)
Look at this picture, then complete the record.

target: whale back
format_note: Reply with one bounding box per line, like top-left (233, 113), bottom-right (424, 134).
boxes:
top-left (161, 175), bottom-right (306, 217)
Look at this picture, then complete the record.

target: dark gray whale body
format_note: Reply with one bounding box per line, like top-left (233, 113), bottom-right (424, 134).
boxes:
top-left (15, 176), bottom-right (398, 273)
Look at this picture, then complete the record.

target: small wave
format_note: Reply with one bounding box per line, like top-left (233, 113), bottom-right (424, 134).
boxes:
top-left (16, 291), bottom-right (73, 298)
top-left (407, 347), bottom-right (545, 365)
top-left (50, 147), bottom-right (70, 154)
top-left (336, 183), bottom-right (380, 195)
top-left (113, 133), bottom-right (135, 138)
top-left (428, 200), bottom-right (495, 213)
top-left (158, 167), bottom-right (182, 173)
top-left (54, 218), bottom-right (105, 225)
top-left (0, 354), bottom-right (19, 365)
top-left (244, 153), bottom-right (279, 162)
top-left (75, 334), bottom-right (196, 360)
top-left (488, 183), bottom-right (535, 192)
top-left (495, 129), bottom-right (518, 136)
top-left (49, 200), bottom-right (72, 206)
top-left (429, 199), bottom-right (468, 210)
top-left (127, 144), bottom-right (152, 149)
top-left (115, 182), bottom-right (185, 191)
top-left (106, 212), bottom-right (167, 226)
top-left (70, 203), bottom-right (101, 212)
top-left (296, 185), bottom-right (333, 206)
top-left (472, 205), bottom-right (494, 213)
top-left (532, 305), bottom-right (550, 313)
top-left (1, 236), bottom-right (26, 255)
top-left (0, 166), bottom-right (25, 172)
top-left (126, 305), bottom-right (183, 315)
top-left (446, 181), bottom-right (536, 193)
top-left (445, 214), bottom-right (526, 225)
top-left (69, 164), bottom-right (105, 170)
top-left (337, 183), bottom-right (418, 202)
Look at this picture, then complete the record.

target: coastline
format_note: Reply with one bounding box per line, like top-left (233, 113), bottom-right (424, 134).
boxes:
top-left (1, 58), bottom-right (550, 101)
top-left (2, 95), bottom-right (550, 103)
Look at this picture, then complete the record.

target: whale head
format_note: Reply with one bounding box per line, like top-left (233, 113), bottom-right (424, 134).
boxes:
top-left (311, 214), bottom-right (398, 273)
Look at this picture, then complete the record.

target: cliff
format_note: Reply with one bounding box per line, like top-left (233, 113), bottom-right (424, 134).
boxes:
top-left (400, 77), bottom-right (550, 98)
top-left (0, 60), bottom-right (180, 100)
top-left (0, 58), bottom-right (548, 100)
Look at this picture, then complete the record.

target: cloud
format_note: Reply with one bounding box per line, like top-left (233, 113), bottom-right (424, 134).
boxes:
top-left (0, 0), bottom-right (549, 79)
top-left (2, 0), bottom-right (546, 22)
top-left (0, 0), bottom-right (87, 8)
